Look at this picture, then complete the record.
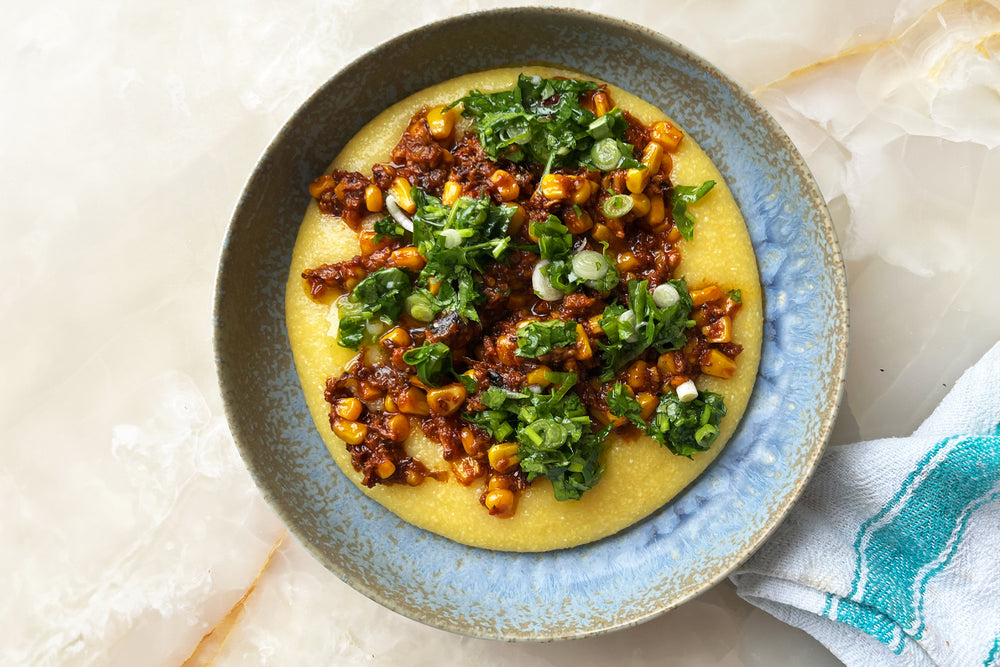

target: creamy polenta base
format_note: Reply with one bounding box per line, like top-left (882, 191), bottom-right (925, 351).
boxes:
top-left (285, 66), bottom-right (761, 551)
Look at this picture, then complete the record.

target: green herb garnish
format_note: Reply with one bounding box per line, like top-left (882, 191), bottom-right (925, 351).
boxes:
top-left (605, 383), bottom-right (645, 428)
top-left (516, 320), bottom-right (579, 358)
top-left (670, 180), bottom-right (715, 241)
top-left (728, 288), bottom-right (742, 304)
top-left (336, 267), bottom-right (412, 349)
top-left (647, 391), bottom-right (727, 457)
top-left (410, 188), bottom-right (515, 323)
top-left (464, 375), bottom-right (607, 501)
top-left (401, 342), bottom-right (453, 387)
top-left (373, 214), bottom-right (405, 243)
top-left (605, 383), bottom-right (727, 456)
top-left (598, 278), bottom-right (694, 381)
top-left (454, 74), bottom-right (640, 173)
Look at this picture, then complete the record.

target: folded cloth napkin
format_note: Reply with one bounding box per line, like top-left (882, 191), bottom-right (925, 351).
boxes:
top-left (732, 341), bottom-right (1000, 667)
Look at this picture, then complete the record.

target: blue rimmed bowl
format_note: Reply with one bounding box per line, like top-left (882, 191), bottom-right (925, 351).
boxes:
top-left (214, 7), bottom-right (847, 640)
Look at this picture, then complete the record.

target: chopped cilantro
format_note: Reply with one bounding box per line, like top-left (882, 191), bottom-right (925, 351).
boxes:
top-left (410, 188), bottom-right (514, 323)
top-left (530, 215), bottom-right (619, 294)
top-left (670, 180), bottom-right (715, 241)
top-left (728, 288), bottom-right (742, 304)
top-left (598, 278), bottom-right (694, 381)
top-left (516, 320), bottom-right (579, 358)
top-left (605, 383), bottom-right (644, 428)
top-left (454, 74), bottom-right (641, 173)
top-left (373, 214), bottom-right (405, 243)
top-left (464, 375), bottom-right (607, 501)
top-left (605, 383), bottom-right (727, 457)
top-left (336, 267), bottom-right (412, 349)
top-left (647, 391), bottom-right (727, 457)
top-left (401, 342), bottom-right (453, 387)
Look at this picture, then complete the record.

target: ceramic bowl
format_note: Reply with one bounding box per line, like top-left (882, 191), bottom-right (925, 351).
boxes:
top-left (215, 8), bottom-right (848, 640)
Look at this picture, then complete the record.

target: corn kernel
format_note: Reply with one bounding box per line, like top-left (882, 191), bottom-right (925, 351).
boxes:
top-left (357, 382), bottom-right (383, 401)
top-left (495, 335), bottom-right (519, 367)
top-left (657, 352), bottom-right (680, 376)
top-left (426, 383), bottom-right (468, 416)
top-left (637, 392), bottom-right (659, 420)
top-left (645, 196), bottom-right (666, 225)
top-left (539, 173), bottom-right (568, 200)
top-left (388, 246), bottom-right (426, 271)
top-left (386, 414), bottom-right (411, 442)
top-left (358, 230), bottom-right (391, 256)
top-left (487, 474), bottom-right (511, 491)
top-left (380, 326), bottom-right (411, 348)
top-left (488, 442), bottom-right (521, 473)
top-left (702, 316), bottom-right (733, 344)
top-left (442, 180), bottom-right (462, 206)
top-left (508, 204), bottom-right (526, 236)
top-left (389, 176), bottom-right (416, 214)
top-left (617, 251), bottom-right (641, 273)
top-left (333, 180), bottom-right (350, 203)
top-left (484, 488), bottom-right (515, 517)
top-left (426, 104), bottom-right (455, 140)
top-left (526, 366), bottom-right (552, 387)
top-left (332, 418), bottom-right (367, 445)
top-left (308, 173), bottom-right (335, 199)
top-left (592, 91), bottom-right (610, 117)
top-left (625, 167), bottom-right (650, 194)
top-left (690, 285), bottom-right (724, 306)
top-left (574, 324), bottom-right (593, 360)
top-left (587, 314), bottom-right (604, 335)
top-left (630, 193), bottom-right (651, 217)
top-left (489, 169), bottom-right (520, 202)
top-left (626, 360), bottom-right (648, 390)
top-left (376, 459), bottom-right (396, 479)
top-left (384, 394), bottom-right (397, 412)
top-left (460, 427), bottom-right (479, 456)
top-left (659, 152), bottom-right (674, 179)
top-left (572, 178), bottom-right (592, 205)
top-left (452, 457), bottom-right (485, 486)
top-left (565, 210), bottom-right (594, 235)
top-left (364, 184), bottom-right (383, 212)
top-left (334, 397), bottom-right (363, 421)
top-left (397, 387), bottom-right (430, 416)
top-left (591, 223), bottom-right (613, 244)
top-left (701, 349), bottom-right (737, 379)
top-left (406, 468), bottom-right (423, 486)
top-left (641, 141), bottom-right (663, 174)
top-left (650, 120), bottom-right (684, 151)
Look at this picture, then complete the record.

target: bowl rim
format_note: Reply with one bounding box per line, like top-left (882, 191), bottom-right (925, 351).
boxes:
top-left (214, 5), bottom-right (848, 641)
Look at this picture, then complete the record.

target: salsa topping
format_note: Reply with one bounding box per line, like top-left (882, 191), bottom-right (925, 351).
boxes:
top-left (304, 74), bottom-right (744, 518)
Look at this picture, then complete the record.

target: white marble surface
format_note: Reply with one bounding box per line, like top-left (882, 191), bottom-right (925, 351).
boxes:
top-left (4, 1), bottom-right (999, 664)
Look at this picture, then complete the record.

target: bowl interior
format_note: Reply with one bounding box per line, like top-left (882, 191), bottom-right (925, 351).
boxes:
top-left (215, 8), bottom-right (847, 640)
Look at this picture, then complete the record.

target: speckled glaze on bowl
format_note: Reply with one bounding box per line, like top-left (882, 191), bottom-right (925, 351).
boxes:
top-left (214, 8), bottom-right (848, 641)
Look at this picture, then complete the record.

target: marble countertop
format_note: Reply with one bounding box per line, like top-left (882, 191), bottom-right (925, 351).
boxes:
top-left (4, 1), bottom-right (998, 664)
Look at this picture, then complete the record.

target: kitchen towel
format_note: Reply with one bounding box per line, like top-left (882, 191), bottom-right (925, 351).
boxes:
top-left (732, 341), bottom-right (1000, 666)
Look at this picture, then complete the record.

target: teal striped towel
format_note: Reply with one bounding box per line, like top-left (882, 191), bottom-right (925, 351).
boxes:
top-left (732, 342), bottom-right (1000, 666)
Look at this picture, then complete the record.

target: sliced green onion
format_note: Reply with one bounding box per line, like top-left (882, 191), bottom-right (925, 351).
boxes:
top-left (532, 260), bottom-right (563, 301)
top-left (571, 250), bottom-right (609, 281)
top-left (601, 194), bottom-right (634, 219)
top-left (440, 228), bottom-right (463, 249)
top-left (587, 114), bottom-right (613, 140)
top-left (405, 293), bottom-right (435, 322)
top-left (652, 283), bottom-right (680, 308)
top-left (617, 310), bottom-right (639, 343)
top-left (590, 137), bottom-right (623, 171)
top-left (385, 194), bottom-right (414, 232)
top-left (694, 423), bottom-right (719, 447)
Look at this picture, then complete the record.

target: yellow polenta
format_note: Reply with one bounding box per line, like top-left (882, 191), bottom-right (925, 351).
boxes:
top-left (285, 66), bottom-right (761, 551)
